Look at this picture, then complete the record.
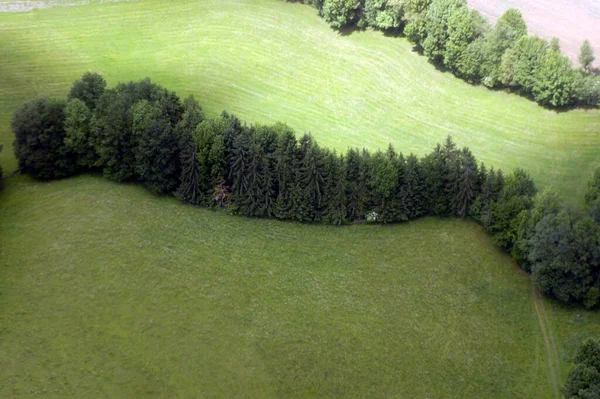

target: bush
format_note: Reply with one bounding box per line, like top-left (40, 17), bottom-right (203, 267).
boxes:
top-left (64, 98), bottom-right (97, 169)
top-left (12, 98), bottom-right (76, 180)
top-left (533, 50), bottom-right (576, 107)
top-left (564, 338), bottom-right (600, 398)
top-left (322, 0), bottom-right (361, 28)
top-left (68, 72), bottom-right (106, 110)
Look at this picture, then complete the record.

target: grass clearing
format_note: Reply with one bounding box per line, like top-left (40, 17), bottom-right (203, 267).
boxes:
top-left (2, 1), bottom-right (600, 396)
top-left (0, 0), bottom-right (598, 204)
top-left (0, 174), bottom-right (578, 398)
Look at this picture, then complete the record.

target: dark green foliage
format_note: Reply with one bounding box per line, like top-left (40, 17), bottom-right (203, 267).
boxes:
top-left (93, 78), bottom-right (183, 182)
top-left (369, 148), bottom-right (401, 223)
top-left (15, 74), bottom-right (600, 308)
top-left (421, 136), bottom-right (461, 216)
top-left (471, 167), bottom-right (503, 228)
top-left (12, 97), bottom-right (76, 180)
top-left (456, 36), bottom-right (486, 81)
top-left (530, 212), bottom-right (600, 307)
top-left (363, 0), bottom-right (403, 30)
top-left (131, 100), bottom-right (182, 194)
top-left (293, 0), bottom-right (593, 109)
top-left (194, 117), bottom-right (228, 204)
top-left (480, 8), bottom-right (527, 87)
top-left (403, 0), bottom-right (433, 44)
top-left (488, 169), bottom-right (536, 250)
top-left (533, 50), bottom-right (576, 107)
top-left (585, 169), bottom-right (600, 206)
top-left (68, 72), bottom-right (106, 110)
top-left (323, 151), bottom-right (347, 224)
top-left (564, 339), bottom-right (600, 398)
top-left (273, 125), bottom-right (300, 219)
top-left (322, 0), bottom-right (361, 28)
top-left (445, 8), bottom-right (486, 72)
top-left (174, 96), bottom-right (205, 204)
top-left (455, 147), bottom-right (478, 216)
top-left (64, 98), bottom-right (97, 169)
top-left (421, 0), bottom-right (467, 64)
top-left (402, 153), bottom-right (426, 218)
top-left (511, 187), bottom-right (562, 270)
top-left (297, 134), bottom-right (326, 221)
top-left (573, 73), bottom-right (600, 108)
top-left (500, 36), bottom-right (548, 93)
top-left (0, 144), bottom-right (4, 189)
top-left (345, 148), bottom-right (370, 221)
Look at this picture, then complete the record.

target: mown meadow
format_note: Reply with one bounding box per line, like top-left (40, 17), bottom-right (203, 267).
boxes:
top-left (1, 0), bottom-right (600, 397)
top-left (0, 0), bottom-right (599, 202)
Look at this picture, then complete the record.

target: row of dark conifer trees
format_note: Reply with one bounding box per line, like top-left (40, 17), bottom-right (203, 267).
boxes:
top-left (10, 73), bottom-right (600, 308)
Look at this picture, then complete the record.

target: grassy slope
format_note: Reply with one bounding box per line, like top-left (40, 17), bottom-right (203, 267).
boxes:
top-left (0, 175), bottom-right (560, 398)
top-left (2, 1), bottom-right (600, 397)
top-left (0, 0), bottom-right (599, 204)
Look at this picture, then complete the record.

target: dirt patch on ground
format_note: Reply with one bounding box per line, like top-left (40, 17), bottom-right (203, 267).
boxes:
top-left (468, 0), bottom-right (600, 66)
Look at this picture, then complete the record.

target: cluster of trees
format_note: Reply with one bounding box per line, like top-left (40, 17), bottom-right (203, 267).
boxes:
top-left (288, 0), bottom-right (599, 108)
top-left (564, 338), bottom-right (600, 398)
top-left (12, 73), bottom-right (600, 307)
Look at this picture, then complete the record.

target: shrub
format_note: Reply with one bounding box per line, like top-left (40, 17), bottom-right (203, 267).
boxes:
top-left (12, 98), bottom-right (76, 180)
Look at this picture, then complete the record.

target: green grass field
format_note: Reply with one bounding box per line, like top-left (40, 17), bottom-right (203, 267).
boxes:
top-left (2, 174), bottom-right (599, 398)
top-left (0, 0), bottom-right (599, 203)
top-left (2, 0), bottom-right (600, 397)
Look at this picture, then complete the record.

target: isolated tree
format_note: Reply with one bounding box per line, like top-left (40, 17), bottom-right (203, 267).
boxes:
top-left (533, 49), bottom-right (575, 107)
top-left (64, 98), bottom-right (97, 169)
top-left (68, 72), bottom-right (106, 110)
top-left (322, 0), bottom-right (361, 28)
top-left (12, 98), bottom-right (76, 180)
top-left (579, 40), bottom-right (596, 73)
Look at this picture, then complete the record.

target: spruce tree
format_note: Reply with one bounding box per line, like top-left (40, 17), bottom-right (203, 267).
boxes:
top-left (455, 147), bottom-right (478, 216)
top-left (323, 152), bottom-right (347, 225)
top-left (229, 131), bottom-right (251, 212)
top-left (297, 134), bottom-right (326, 222)
top-left (273, 127), bottom-right (299, 220)
top-left (401, 154), bottom-right (424, 219)
top-left (174, 96), bottom-right (204, 204)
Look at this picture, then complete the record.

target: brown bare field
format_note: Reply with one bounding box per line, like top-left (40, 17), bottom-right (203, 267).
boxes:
top-left (467, 0), bottom-right (600, 66)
